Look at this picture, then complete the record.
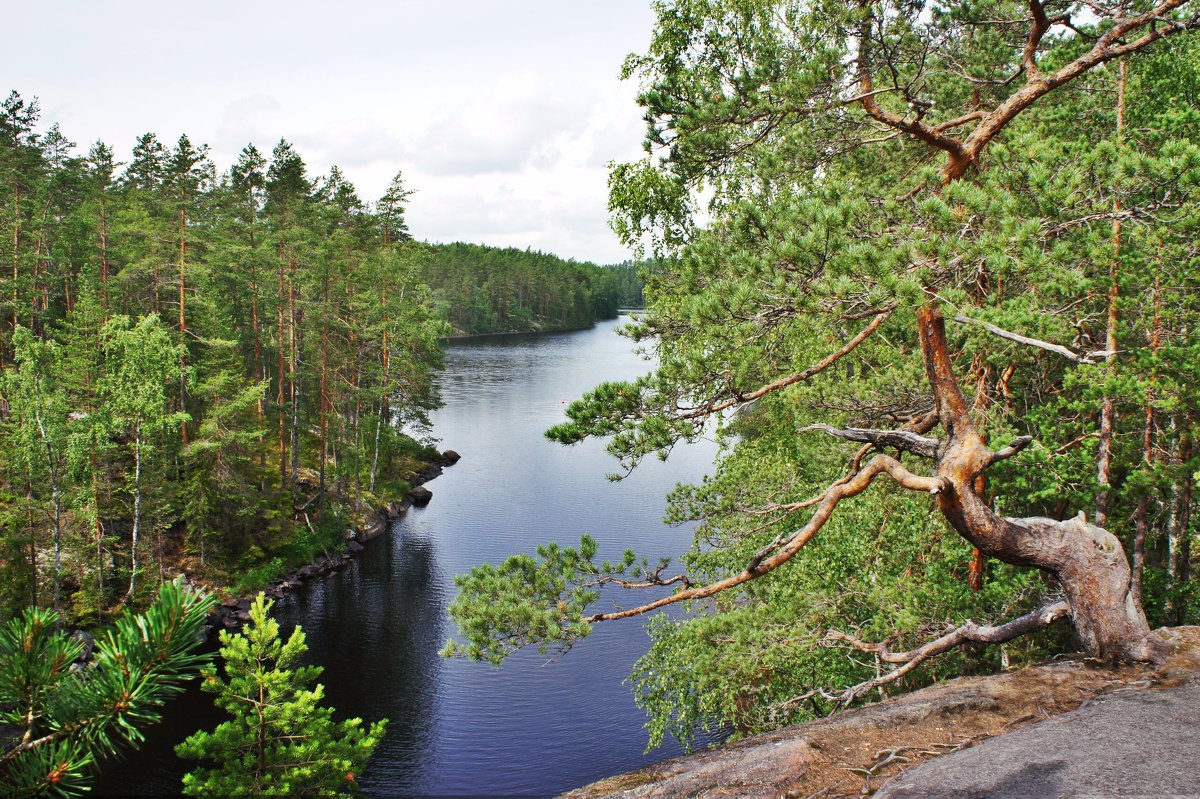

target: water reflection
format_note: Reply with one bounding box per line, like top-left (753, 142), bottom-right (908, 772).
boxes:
top-left (273, 521), bottom-right (446, 793)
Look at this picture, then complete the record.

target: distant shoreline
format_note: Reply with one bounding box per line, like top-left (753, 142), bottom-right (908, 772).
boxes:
top-left (442, 312), bottom-right (642, 342)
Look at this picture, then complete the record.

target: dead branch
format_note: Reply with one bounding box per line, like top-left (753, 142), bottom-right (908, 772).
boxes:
top-left (953, 313), bottom-right (1109, 364)
top-left (583, 573), bottom-right (692, 590)
top-left (801, 423), bottom-right (940, 458)
top-left (979, 435), bottom-right (1035, 473)
top-left (817, 600), bottom-right (1069, 707)
top-left (1052, 431), bottom-right (1100, 455)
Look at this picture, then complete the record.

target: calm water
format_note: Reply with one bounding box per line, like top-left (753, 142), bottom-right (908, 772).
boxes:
top-left (96, 316), bottom-right (720, 798)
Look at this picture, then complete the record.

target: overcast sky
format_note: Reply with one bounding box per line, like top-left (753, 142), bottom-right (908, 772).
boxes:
top-left (4, 1), bottom-right (659, 264)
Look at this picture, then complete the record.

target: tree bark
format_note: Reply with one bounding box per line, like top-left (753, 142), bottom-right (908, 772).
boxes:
top-left (177, 207), bottom-right (189, 446)
top-left (127, 420), bottom-right (143, 601)
top-left (289, 258), bottom-right (301, 484)
top-left (277, 244), bottom-right (287, 490)
top-left (1096, 59), bottom-right (1127, 528)
top-left (1168, 412), bottom-right (1193, 624)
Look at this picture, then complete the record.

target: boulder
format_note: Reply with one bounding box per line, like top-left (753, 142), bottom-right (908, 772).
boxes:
top-left (409, 486), bottom-right (433, 506)
top-left (441, 449), bottom-right (462, 465)
top-left (347, 540), bottom-right (365, 554)
top-left (359, 513), bottom-right (387, 541)
top-left (69, 630), bottom-right (95, 664)
top-left (414, 463), bottom-right (443, 485)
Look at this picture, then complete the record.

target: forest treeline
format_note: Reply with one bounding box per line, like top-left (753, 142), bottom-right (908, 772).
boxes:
top-left (0, 90), bottom-right (638, 625)
top-left (426, 243), bottom-right (641, 336)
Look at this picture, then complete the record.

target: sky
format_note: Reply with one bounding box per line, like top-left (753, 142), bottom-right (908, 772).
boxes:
top-left (4, 1), bottom-right (659, 264)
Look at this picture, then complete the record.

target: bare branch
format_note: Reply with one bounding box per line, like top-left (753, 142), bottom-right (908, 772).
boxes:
top-left (1052, 432), bottom-right (1100, 455)
top-left (954, 313), bottom-right (1103, 364)
top-left (801, 423), bottom-right (941, 459)
top-left (819, 600), bottom-right (1070, 707)
top-left (583, 573), bottom-right (692, 590)
top-left (987, 435), bottom-right (1034, 465)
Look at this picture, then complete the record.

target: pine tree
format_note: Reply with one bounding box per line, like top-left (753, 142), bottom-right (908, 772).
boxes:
top-left (176, 594), bottom-right (385, 798)
top-left (0, 579), bottom-right (215, 798)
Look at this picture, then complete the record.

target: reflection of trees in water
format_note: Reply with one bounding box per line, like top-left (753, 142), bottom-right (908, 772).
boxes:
top-left (280, 519), bottom-right (445, 794)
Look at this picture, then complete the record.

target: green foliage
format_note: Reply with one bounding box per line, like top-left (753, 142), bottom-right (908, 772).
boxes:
top-left (0, 580), bottom-right (215, 797)
top-left (177, 594), bottom-right (385, 798)
top-left (443, 536), bottom-right (604, 663)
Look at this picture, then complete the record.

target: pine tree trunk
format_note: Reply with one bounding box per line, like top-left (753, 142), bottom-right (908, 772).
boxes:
top-left (1132, 278), bottom-right (1162, 607)
top-left (250, 256), bottom-right (265, 485)
top-left (277, 245), bottom-right (287, 489)
top-left (319, 324), bottom-right (328, 500)
top-left (1168, 412), bottom-right (1193, 624)
top-left (1096, 59), bottom-right (1127, 528)
top-left (918, 302), bottom-right (1161, 662)
top-left (178, 208), bottom-right (189, 446)
top-left (288, 258), bottom-right (300, 485)
top-left (11, 182), bottom-right (20, 365)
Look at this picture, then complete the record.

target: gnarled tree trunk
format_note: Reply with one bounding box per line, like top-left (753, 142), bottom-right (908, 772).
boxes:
top-left (917, 302), bottom-right (1162, 662)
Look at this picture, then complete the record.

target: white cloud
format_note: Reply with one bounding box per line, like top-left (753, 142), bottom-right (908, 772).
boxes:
top-left (3, 0), bottom-right (657, 263)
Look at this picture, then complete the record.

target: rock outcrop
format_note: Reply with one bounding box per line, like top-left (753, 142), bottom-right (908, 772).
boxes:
top-left (561, 627), bottom-right (1200, 799)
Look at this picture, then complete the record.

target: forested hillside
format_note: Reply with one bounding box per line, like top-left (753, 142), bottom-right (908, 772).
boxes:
top-left (0, 91), bottom-right (453, 623)
top-left (424, 242), bottom-right (639, 335)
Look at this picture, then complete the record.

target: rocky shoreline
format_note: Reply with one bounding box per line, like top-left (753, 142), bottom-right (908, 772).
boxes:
top-left (205, 449), bottom-right (460, 635)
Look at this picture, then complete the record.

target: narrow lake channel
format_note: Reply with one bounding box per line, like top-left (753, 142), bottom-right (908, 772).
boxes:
top-left (96, 315), bottom-right (720, 798)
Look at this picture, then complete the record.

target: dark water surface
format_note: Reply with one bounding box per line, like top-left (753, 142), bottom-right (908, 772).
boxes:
top-left (96, 317), bottom-right (719, 798)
